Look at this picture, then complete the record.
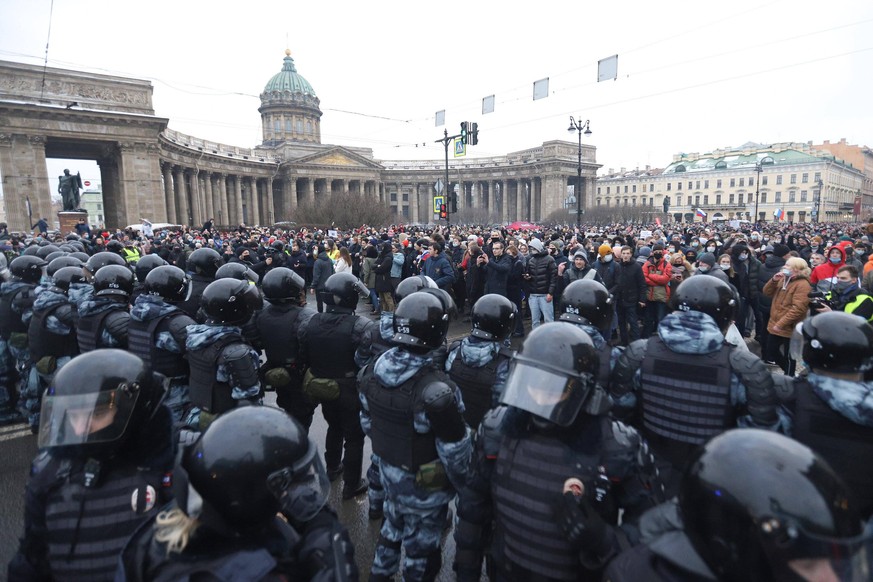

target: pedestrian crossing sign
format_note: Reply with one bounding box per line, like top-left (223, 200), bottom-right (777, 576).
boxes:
top-left (454, 138), bottom-right (466, 157)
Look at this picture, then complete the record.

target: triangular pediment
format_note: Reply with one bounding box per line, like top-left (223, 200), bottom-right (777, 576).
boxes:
top-left (293, 146), bottom-right (383, 169)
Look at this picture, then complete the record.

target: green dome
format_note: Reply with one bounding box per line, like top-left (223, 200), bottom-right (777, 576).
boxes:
top-left (263, 51), bottom-right (316, 96)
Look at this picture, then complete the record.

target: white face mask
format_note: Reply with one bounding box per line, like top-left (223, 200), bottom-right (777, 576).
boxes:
top-left (720, 264), bottom-right (731, 271)
top-left (602, 254), bottom-right (613, 262)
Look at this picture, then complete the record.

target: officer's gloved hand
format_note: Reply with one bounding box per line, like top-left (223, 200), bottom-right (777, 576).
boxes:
top-left (555, 491), bottom-right (609, 554)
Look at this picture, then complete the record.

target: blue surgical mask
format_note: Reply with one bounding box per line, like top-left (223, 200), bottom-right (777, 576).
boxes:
top-left (781, 268), bottom-right (792, 277)
top-left (829, 257), bottom-right (841, 264)
top-left (739, 253), bottom-right (748, 261)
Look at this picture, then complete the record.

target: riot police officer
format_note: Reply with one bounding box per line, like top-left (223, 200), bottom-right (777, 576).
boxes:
top-left (9, 350), bottom-right (174, 581)
top-left (117, 406), bottom-right (358, 581)
top-left (22, 266), bottom-right (83, 431)
top-left (0, 256), bottom-right (44, 425)
top-left (787, 311), bottom-right (873, 519)
top-left (84, 250), bottom-right (128, 280)
top-left (445, 293), bottom-right (516, 429)
top-left (131, 253), bottom-right (167, 304)
top-left (128, 265), bottom-right (196, 426)
top-left (299, 272), bottom-right (370, 499)
top-left (177, 247), bottom-right (221, 320)
top-left (610, 275), bottom-right (785, 496)
top-left (185, 278), bottom-right (262, 429)
top-left (455, 323), bottom-right (662, 582)
top-left (359, 291), bottom-right (471, 581)
top-left (77, 264), bottom-right (133, 352)
top-left (253, 267), bottom-right (317, 429)
top-left (604, 429), bottom-right (872, 582)
top-left (558, 279), bottom-right (618, 391)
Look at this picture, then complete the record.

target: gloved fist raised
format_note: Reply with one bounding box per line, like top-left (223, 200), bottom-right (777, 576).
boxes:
top-left (554, 491), bottom-right (608, 552)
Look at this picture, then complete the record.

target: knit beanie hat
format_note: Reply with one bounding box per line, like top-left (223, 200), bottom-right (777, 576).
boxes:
top-left (598, 243), bottom-right (612, 257)
top-left (639, 247), bottom-right (652, 257)
top-left (698, 252), bottom-right (716, 266)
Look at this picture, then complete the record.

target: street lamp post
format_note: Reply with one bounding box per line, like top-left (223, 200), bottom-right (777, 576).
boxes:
top-left (754, 162), bottom-right (762, 226)
top-left (567, 117), bottom-right (591, 230)
top-left (813, 179), bottom-right (823, 223)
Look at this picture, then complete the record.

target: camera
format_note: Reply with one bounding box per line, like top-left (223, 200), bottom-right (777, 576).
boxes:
top-left (807, 291), bottom-right (833, 311)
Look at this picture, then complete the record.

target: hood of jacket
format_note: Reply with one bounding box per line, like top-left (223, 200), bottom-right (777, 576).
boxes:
top-left (185, 323), bottom-right (240, 351)
top-left (458, 336), bottom-right (500, 367)
top-left (33, 287), bottom-right (68, 311)
top-left (657, 311), bottom-right (725, 354)
top-left (807, 374), bottom-right (873, 428)
top-left (78, 295), bottom-right (125, 318)
top-left (131, 293), bottom-right (181, 322)
top-left (373, 346), bottom-right (433, 387)
top-left (763, 254), bottom-right (786, 269)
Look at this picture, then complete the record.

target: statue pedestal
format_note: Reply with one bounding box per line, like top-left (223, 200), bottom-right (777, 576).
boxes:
top-left (58, 211), bottom-right (88, 237)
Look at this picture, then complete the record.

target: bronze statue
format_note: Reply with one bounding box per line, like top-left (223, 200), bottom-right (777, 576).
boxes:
top-left (58, 169), bottom-right (83, 211)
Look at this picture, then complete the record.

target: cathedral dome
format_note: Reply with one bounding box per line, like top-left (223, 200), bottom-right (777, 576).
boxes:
top-left (263, 49), bottom-right (317, 96)
top-left (259, 50), bottom-right (322, 146)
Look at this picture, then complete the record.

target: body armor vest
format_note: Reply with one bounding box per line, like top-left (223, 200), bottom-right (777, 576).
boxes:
top-left (492, 421), bottom-right (609, 581)
top-left (306, 312), bottom-right (357, 378)
top-left (42, 458), bottom-right (166, 582)
top-left (0, 285), bottom-right (34, 339)
top-left (187, 333), bottom-right (240, 414)
top-left (77, 304), bottom-right (126, 352)
top-left (596, 341), bottom-right (612, 388)
top-left (639, 337), bottom-right (733, 455)
top-left (28, 304), bottom-right (77, 361)
top-left (792, 378), bottom-right (873, 517)
top-left (128, 312), bottom-right (189, 378)
top-left (448, 341), bottom-right (512, 429)
top-left (362, 368), bottom-right (440, 472)
top-left (257, 304), bottom-right (303, 366)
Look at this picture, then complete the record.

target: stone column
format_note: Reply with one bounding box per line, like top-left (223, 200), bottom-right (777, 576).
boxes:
top-left (287, 178), bottom-right (297, 216)
top-left (161, 162), bottom-right (176, 224)
top-left (517, 179), bottom-right (526, 221)
top-left (249, 177), bottom-right (261, 226)
top-left (266, 178), bottom-right (275, 225)
top-left (233, 175), bottom-right (243, 226)
top-left (411, 183), bottom-right (420, 223)
top-left (0, 135), bottom-right (50, 231)
top-left (342, 179), bottom-right (349, 195)
top-left (217, 174), bottom-right (229, 227)
top-left (202, 173), bottom-right (213, 223)
top-left (496, 181), bottom-right (508, 223)
top-left (173, 166), bottom-right (188, 226)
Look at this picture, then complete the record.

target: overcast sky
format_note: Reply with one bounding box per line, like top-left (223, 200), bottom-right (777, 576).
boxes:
top-left (1, 0), bottom-right (871, 186)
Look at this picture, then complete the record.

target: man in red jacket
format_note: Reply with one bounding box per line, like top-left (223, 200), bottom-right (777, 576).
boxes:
top-left (810, 244), bottom-right (845, 293)
top-left (642, 244), bottom-right (673, 337)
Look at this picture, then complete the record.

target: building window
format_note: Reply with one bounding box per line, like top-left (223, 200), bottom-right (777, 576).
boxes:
top-left (776, 175), bottom-right (783, 185)
top-left (749, 177), bottom-right (754, 186)
top-left (606, 186), bottom-right (610, 194)
top-left (790, 174), bottom-right (797, 184)
top-left (667, 183), bottom-right (672, 191)
top-left (762, 176), bottom-right (768, 185)
top-left (597, 198), bottom-right (601, 206)
top-left (307, 121), bottom-right (313, 134)
top-left (402, 193), bottom-right (409, 202)
top-left (802, 173), bottom-right (808, 183)
top-left (688, 181), bottom-right (693, 190)
top-left (695, 195), bottom-right (701, 206)
top-left (730, 178), bottom-right (736, 187)
top-left (717, 194), bottom-right (722, 204)
top-left (814, 172), bottom-right (821, 182)
top-left (801, 190), bottom-right (807, 202)
top-left (717, 179), bottom-right (722, 188)
top-left (632, 198), bottom-right (637, 206)
top-left (799, 211), bottom-right (806, 222)
top-left (296, 120), bottom-right (303, 132)
top-left (787, 211), bottom-right (795, 221)
top-left (604, 198), bottom-right (609, 207)
top-left (704, 180), bottom-right (709, 189)
top-left (597, 187), bottom-right (601, 195)
top-left (760, 192), bottom-right (767, 203)
top-left (641, 197), bottom-right (646, 206)
top-left (649, 184), bottom-right (654, 192)
top-left (632, 185), bottom-right (637, 193)
top-left (738, 193), bottom-right (744, 204)
top-left (676, 195), bottom-right (682, 206)
top-left (696, 181), bottom-right (701, 189)
top-left (739, 178), bottom-right (745, 187)
top-left (622, 185), bottom-right (627, 194)
top-left (97, 204), bottom-right (102, 210)
top-left (775, 191), bottom-right (782, 202)
top-left (677, 182), bottom-right (682, 190)
top-left (703, 195), bottom-right (709, 205)
top-left (274, 120), bottom-right (280, 131)
top-left (624, 198), bottom-right (628, 206)
top-left (789, 191), bottom-right (796, 202)
top-left (390, 192), bottom-right (397, 202)
top-left (729, 193), bottom-right (734, 204)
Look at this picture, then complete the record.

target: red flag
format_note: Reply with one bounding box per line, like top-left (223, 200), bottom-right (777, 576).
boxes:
top-left (655, 217), bottom-right (662, 227)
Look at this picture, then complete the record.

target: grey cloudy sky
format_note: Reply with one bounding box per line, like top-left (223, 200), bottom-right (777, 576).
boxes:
top-left (1, 0), bottom-right (871, 181)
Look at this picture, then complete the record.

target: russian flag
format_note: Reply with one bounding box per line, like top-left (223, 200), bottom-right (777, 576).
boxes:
top-left (696, 208), bottom-right (707, 219)
top-left (774, 208), bottom-right (784, 220)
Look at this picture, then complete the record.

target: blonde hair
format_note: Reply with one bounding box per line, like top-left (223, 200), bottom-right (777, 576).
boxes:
top-left (154, 507), bottom-right (201, 555)
top-left (785, 257), bottom-right (811, 277)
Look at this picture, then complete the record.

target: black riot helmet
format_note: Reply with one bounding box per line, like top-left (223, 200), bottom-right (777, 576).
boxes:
top-left (51, 265), bottom-right (87, 294)
top-left (35, 244), bottom-right (61, 259)
top-left (680, 429), bottom-right (871, 582)
top-left (558, 279), bottom-right (614, 334)
top-left (501, 323), bottom-right (599, 427)
top-left (187, 247), bottom-right (222, 278)
top-left (201, 278), bottom-right (262, 325)
top-left (392, 291), bottom-right (449, 353)
top-left (22, 245), bottom-right (40, 256)
top-left (145, 265), bottom-right (192, 303)
top-left (10, 255), bottom-right (48, 284)
top-left (134, 254), bottom-right (168, 283)
top-left (84, 251), bottom-right (127, 280)
top-left (261, 267), bottom-right (305, 303)
top-left (270, 240), bottom-right (285, 253)
top-left (471, 294), bottom-right (517, 341)
top-left (46, 256), bottom-right (83, 278)
top-left (69, 251), bottom-right (90, 263)
top-left (44, 251), bottom-right (66, 264)
top-left (106, 239), bottom-right (124, 254)
top-left (394, 275), bottom-right (438, 303)
top-left (183, 406), bottom-right (329, 528)
top-left (669, 275), bottom-right (737, 333)
top-left (38, 350), bottom-right (166, 458)
top-left (802, 311), bottom-right (873, 374)
top-left (215, 262), bottom-right (259, 285)
top-left (324, 272), bottom-right (367, 311)
top-left (93, 264), bottom-right (135, 299)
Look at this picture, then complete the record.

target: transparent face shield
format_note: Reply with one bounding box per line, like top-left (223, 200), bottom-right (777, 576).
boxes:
top-left (779, 520), bottom-right (873, 582)
top-left (500, 360), bottom-right (590, 427)
top-left (266, 440), bottom-right (330, 523)
top-left (37, 386), bottom-right (140, 449)
top-left (790, 321), bottom-right (806, 362)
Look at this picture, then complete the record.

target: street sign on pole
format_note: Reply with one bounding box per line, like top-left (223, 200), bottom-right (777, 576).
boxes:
top-left (435, 179), bottom-right (444, 195)
top-left (453, 138), bottom-right (466, 158)
top-left (433, 196), bottom-right (445, 213)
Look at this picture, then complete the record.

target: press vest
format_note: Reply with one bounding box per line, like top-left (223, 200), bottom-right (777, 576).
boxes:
top-left (40, 457), bottom-right (167, 581)
top-left (257, 304), bottom-right (303, 366)
top-left (448, 341), bottom-right (513, 429)
top-left (0, 285), bottom-right (34, 339)
top-left (120, 247), bottom-right (140, 264)
top-left (28, 304), bottom-right (77, 361)
top-left (361, 367), bottom-right (440, 472)
top-left (77, 305), bottom-right (127, 352)
top-left (127, 312), bottom-right (189, 378)
top-left (792, 378), bottom-right (873, 517)
top-left (492, 420), bottom-right (611, 581)
top-left (306, 312), bottom-right (358, 379)
top-left (188, 333), bottom-right (241, 414)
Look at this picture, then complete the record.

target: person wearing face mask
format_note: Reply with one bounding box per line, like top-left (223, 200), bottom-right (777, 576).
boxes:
top-left (810, 245), bottom-right (846, 294)
top-left (755, 244), bottom-right (791, 359)
top-left (693, 252), bottom-right (729, 283)
top-left (842, 243), bottom-right (864, 272)
top-left (815, 265), bottom-right (873, 323)
top-left (728, 243), bottom-right (762, 340)
top-left (641, 244), bottom-right (672, 338)
top-left (762, 257), bottom-right (811, 375)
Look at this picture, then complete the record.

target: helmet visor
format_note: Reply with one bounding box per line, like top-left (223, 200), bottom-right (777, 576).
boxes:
top-left (784, 521), bottom-right (873, 581)
top-left (789, 321), bottom-right (806, 362)
top-left (500, 360), bottom-right (590, 427)
top-left (37, 387), bottom-right (139, 449)
top-left (266, 441), bottom-right (330, 523)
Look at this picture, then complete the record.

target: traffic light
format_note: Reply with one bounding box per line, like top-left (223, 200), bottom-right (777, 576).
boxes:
top-left (449, 193), bottom-right (458, 214)
top-left (460, 122), bottom-right (468, 145)
top-left (439, 203), bottom-right (447, 219)
top-left (469, 122), bottom-right (478, 146)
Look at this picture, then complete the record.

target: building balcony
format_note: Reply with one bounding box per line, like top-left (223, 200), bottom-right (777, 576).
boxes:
top-left (697, 203), bottom-right (747, 211)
